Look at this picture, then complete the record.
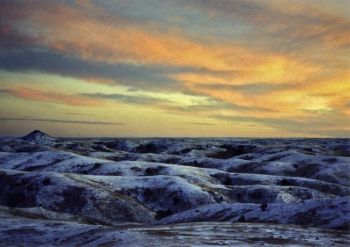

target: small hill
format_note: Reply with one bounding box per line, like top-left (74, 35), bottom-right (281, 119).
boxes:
top-left (21, 130), bottom-right (55, 144)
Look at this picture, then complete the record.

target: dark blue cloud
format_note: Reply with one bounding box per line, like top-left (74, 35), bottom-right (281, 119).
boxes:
top-left (0, 49), bottom-right (181, 90)
top-left (0, 48), bottom-right (231, 92)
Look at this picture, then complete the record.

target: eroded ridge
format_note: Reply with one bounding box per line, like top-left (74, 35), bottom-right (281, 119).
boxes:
top-left (0, 133), bottom-right (349, 246)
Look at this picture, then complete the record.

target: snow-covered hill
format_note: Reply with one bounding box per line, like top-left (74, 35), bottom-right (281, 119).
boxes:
top-left (0, 132), bottom-right (349, 246)
top-left (20, 130), bottom-right (56, 145)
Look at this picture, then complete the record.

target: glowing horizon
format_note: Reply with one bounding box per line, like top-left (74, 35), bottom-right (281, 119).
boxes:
top-left (0, 0), bottom-right (349, 137)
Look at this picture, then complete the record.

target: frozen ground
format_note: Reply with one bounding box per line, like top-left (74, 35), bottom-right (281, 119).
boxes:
top-left (0, 130), bottom-right (349, 246)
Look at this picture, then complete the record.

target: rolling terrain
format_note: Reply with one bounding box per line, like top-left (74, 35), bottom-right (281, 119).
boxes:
top-left (0, 130), bottom-right (349, 246)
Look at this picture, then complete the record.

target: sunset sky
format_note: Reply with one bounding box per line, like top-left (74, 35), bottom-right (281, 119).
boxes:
top-left (0, 0), bottom-right (349, 137)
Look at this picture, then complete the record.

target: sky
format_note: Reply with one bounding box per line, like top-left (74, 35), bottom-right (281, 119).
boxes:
top-left (0, 0), bottom-right (349, 137)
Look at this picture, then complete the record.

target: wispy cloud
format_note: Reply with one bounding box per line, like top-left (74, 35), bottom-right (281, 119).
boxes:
top-left (185, 0), bottom-right (350, 48)
top-left (194, 82), bottom-right (295, 95)
top-left (0, 117), bottom-right (124, 125)
top-left (80, 92), bottom-right (173, 105)
top-left (188, 122), bottom-right (215, 126)
top-left (0, 49), bottom-right (179, 89)
top-left (2, 87), bottom-right (100, 106)
top-left (211, 111), bottom-right (350, 137)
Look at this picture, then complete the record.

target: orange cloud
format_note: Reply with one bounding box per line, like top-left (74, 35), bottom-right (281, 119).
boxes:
top-left (3, 0), bottom-right (320, 78)
top-left (5, 87), bottom-right (100, 106)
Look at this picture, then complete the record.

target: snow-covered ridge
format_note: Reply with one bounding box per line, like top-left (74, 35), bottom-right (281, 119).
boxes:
top-left (0, 131), bottom-right (349, 245)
